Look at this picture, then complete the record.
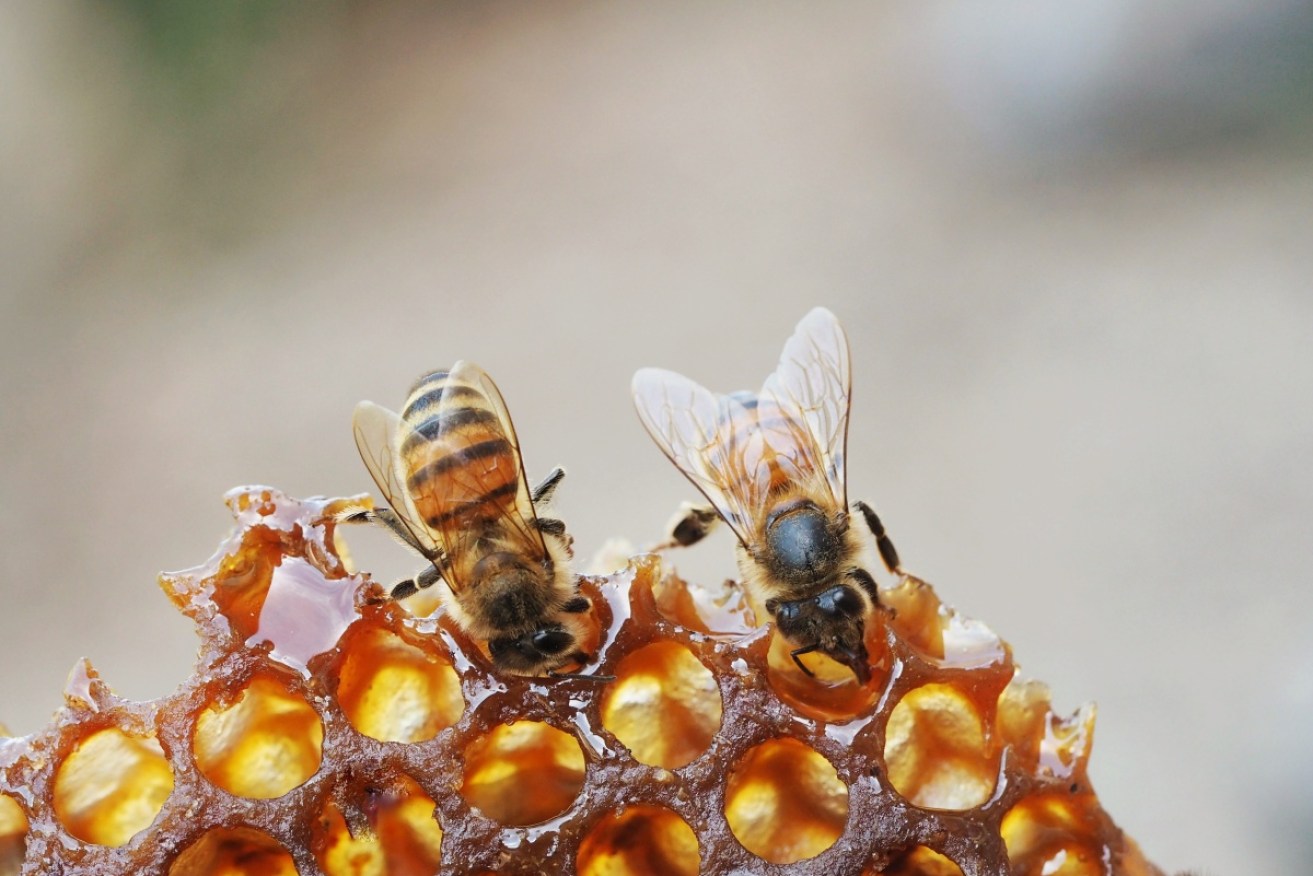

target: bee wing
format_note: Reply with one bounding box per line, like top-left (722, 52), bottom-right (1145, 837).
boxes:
top-left (759, 306), bottom-right (851, 507)
top-left (632, 368), bottom-right (771, 546)
top-left (416, 360), bottom-right (549, 593)
top-left (352, 400), bottom-right (444, 559)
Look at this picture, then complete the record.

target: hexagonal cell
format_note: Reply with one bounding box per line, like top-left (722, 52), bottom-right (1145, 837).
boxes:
top-left (576, 803), bottom-right (699, 876)
top-left (882, 579), bottom-right (1006, 670)
top-left (167, 826), bottom-right (296, 876)
top-left (883, 683), bottom-right (998, 810)
top-left (0, 795), bottom-right (27, 876)
top-left (880, 577), bottom-right (950, 659)
top-left (460, 721), bottom-right (585, 826)
top-left (723, 736), bottom-right (848, 864)
top-left (251, 557), bottom-right (359, 674)
top-left (1002, 792), bottom-right (1106, 876)
top-left (765, 627), bottom-right (887, 722)
top-left (599, 641), bottom-right (722, 769)
top-left (192, 673), bottom-right (323, 799)
top-left (866, 845), bottom-right (966, 875)
top-left (314, 775), bottom-right (443, 875)
top-left (335, 623), bottom-right (464, 743)
top-left (52, 727), bottom-right (174, 846)
top-left (650, 565), bottom-right (754, 637)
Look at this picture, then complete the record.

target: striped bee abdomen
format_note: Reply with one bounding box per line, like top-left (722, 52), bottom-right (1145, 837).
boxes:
top-left (399, 370), bottom-right (521, 530)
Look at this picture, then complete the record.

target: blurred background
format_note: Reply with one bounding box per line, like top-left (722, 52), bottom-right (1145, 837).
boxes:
top-left (3, 1), bottom-right (1311, 872)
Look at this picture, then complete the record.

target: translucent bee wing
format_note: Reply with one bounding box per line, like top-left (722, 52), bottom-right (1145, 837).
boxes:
top-left (420, 360), bottom-right (549, 592)
top-left (351, 400), bottom-right (444, 560)
top-left (759, 306), bottom-right (851, 507)
top-left (631, 367), bottom-right (768, 546)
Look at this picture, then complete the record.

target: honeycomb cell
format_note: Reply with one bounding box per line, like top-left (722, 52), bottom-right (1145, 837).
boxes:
top-left (650, 566), bottom-right (754, 637)
top-left (314, 776), bottom-right (443, 876)
top-left (193, 673), bottom-right (323, 799)
top-left (883, 683), bottom-right (998, 810)
top-left (867, 845), bottom-right (966, 875)
top-left (0, 795), bottom-right (26, 876)
top-left (995, 678), bottom-right (1051, 768)
top-left (460, 721), bottom-right (585, 826)
top-left (599, 641), bottom-right (721, 769)
top-left (882, 578), bottom-right (1007, 671)
top-left (723, 737), bottom-right (848, 864)
top-left (51, 727), bottom-right (174, 846)
top-left (881, 577), bottom-right (949, 660)
top-left (168, 826), bottom-right (297, 876)
top-left (576, 803), bottom-right (699, 876)
top-left (335, 623), bottom-right (464, 743)
top-left (1002, 792), bottom-right (1105, 876)
top-left (253, 557), bottom-right (359, 674)
top-left (765, 627), bottom-right (885, 722)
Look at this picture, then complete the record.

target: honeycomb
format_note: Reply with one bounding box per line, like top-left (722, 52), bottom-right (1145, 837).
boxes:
top-left (0, 486), bottom-right (1171, 875)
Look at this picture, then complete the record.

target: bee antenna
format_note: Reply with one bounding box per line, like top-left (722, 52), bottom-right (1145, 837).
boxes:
top-left (548, 670), bottom-right (616, 684)
top-left (546, 652), bottom-right (614, 683)
top-left (790, 643), bottom-right (820, 677)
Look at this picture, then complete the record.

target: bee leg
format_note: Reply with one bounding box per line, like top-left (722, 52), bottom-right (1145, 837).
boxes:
top-left (562, 596), bottom-right (590, 613)
top-left (415, 563), bottom-right (442, 590)
top-left (536, 517), bottom-right (567, 537)
top-left (389, 578), bottom-right (419, 600)
top-left (846, 567), bottom-right (882, 607)
top-left (652, 502), bottom-right (722, 550)
top-left (854, 500), bottom-right (902, 575)
top-left (536, 516), bottom-right (573, 558)
top-left (531, 466), bottom-right (567, 505)
top-left (338, 507), bottom-right (429, 556)
top-left (673, 503), bottom-right (721, 547)
top-left (789, 643), bottom-right (820, 677)
top-left (388, 563), bottom-right (442, 601)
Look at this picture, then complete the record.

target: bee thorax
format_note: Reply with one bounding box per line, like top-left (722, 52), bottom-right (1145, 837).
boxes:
top-left (473, 552), bottom-right (550, 631)
top-left (472, 550), bottom-right (534, 581)
top-left (764, 505), bottom-right (844, 582)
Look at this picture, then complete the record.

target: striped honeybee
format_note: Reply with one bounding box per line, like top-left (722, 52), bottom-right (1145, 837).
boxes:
top-left (347, 361), bottom-right (600, 677)
top-left (631, 307), bottom-right (902, 684)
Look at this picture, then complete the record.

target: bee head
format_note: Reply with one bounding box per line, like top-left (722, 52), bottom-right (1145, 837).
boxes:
top-left (488, 625), bottom-right (578, 674)
top-left (767, 584), bottom-right (871, 684)
top-left (486, 594), bottom-right (598, 676)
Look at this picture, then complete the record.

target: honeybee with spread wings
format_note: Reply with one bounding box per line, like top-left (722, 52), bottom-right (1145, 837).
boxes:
top-left (632, 307), bottom-right (903, 684)
top-left (347, 361), bottom-right (600, 677)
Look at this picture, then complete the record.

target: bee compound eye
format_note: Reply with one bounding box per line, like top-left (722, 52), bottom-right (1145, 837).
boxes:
top-left (816, 586), bottom-right (861, 618)
top-left (835, 587), bottom-right (863, 617)
top-left (532, 628), bottom-right (573, 655)
top-left (772, 601), bottom-right (799, 623)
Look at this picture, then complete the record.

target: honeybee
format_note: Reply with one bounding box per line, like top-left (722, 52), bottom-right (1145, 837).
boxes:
top-left (347, 361), bottom-right (600, 677)
top-left (631, 307), bottom-right (903, 684)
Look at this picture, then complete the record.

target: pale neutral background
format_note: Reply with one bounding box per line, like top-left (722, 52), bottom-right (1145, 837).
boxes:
top-left (3, 3), bottom-right (1311, 873)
